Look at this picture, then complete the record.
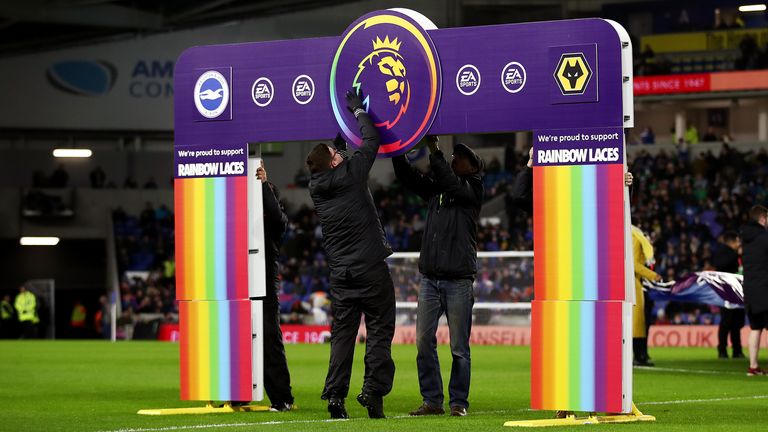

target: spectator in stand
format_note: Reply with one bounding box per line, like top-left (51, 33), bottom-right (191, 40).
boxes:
top-left (50, 164), bottom-right (69, 188)
top-left (123, 176), bottom-right (138, 189)
top-left (712, 230), bottom-right (745, 359)
top-left (736, 35), bottom-right (761, 70)
top-left (640, 126), bottom-right (655, 145)
top-left (90, 166), bottom-right (107, 188)
top-left (684, 124), bottom-right (699, 144)
top-left (740, 205), bottom-right (768, 376)
top-left (143, 177), bottom-right (158, 189)
top-left (702, 126), bottom-right (718, 142)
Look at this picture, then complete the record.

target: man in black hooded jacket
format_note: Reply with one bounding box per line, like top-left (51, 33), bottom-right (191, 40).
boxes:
top-left (392, 136), bottom-right (484, 417)
top-left (257, 161), bottom-right (295, 411)
top-left (740, 205), bottom-right (768, 376)
top-left (306, 90), bottom-right (395, 419)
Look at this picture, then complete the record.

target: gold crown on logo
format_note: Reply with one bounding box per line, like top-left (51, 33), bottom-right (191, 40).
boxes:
top-left (372, 36), bottom-right (402, 52)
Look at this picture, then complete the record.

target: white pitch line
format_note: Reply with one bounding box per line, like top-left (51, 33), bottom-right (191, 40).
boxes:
top-left (99, 410), bottom-right (510, 432)
top-left (99, 396), bottom-right (768, 432)
top-left (634, 366), bottom-right (742, 375)
top-left (639, 395), bottom-right (768, 405)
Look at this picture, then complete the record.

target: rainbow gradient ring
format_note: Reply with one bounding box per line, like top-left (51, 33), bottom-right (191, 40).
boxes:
top-left (329, 9), bottom-right (442, 157)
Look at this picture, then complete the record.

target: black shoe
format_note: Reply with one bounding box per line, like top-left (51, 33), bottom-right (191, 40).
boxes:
top-left (269, 402), bottom-right (293, 412)
top-left (409, 402), bottom-right (445, 416)
top-left (718, 352), bottom-right (729, 359)
top-left (733, 352), bottom-right (746, 359)
top-left (450, 406), bottom-right (468, 417)
top-left (328, 399), bottom-right (348, 419)
top-left (357, 392), bottom-right (385, 419)
top-left (633, 359), bottom-right (655, 367)
top-left (228, 401), bottom-right (250, 408)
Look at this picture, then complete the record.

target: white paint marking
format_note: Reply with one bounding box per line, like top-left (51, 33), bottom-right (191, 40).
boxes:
top-left (99, 396), bottom-right (768, 432)
top-left (639, 395), bottom-right (768, 405)
top-left (634, 366), bottom-right (742, 375)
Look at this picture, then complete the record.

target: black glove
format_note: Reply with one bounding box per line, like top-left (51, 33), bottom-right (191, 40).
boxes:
top-left (345, 89), bottom-right (364, 114)
top-left (332, 133), bottom-right (347, 152)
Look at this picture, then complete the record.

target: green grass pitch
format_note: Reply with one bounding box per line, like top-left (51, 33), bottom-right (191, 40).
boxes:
top-left (1, 341), bottom-right (766, 431)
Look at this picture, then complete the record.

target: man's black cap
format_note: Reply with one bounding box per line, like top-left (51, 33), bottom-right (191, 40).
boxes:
top-left (452, 143), bottom-right (483, 172)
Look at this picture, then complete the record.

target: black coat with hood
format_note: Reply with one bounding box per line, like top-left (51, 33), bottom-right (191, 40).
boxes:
top-left (740, 221), bottom-right (768, 314)
top-left (308, 113), bottom-right (392, 285)
top-left (263, 181), bottom-right (287, 296)
top-left (392, 150), bottom-right (484, 280)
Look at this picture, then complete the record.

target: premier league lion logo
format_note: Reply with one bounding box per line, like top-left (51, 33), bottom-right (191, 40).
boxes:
top-left (330, 9), bottom-right (441, 157)
top-left (353, 36), bottom-right (410, 130)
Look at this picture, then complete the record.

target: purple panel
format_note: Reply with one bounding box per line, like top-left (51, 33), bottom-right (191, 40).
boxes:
top-left (174, 18), bottom-right (623, 151)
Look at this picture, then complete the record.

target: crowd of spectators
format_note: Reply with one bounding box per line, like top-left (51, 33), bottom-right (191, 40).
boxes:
top-left (113, 203), bottom-right (177, 323)
top-left (30, 164), bottom-right (164, 189)
top-left (110, 140), bottom-right (767, 326)
top-left (629, 144), bottom-right (767, 325)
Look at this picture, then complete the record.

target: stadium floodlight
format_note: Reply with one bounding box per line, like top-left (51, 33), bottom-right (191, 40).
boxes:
top-left (739, 4), bottom-right (767, 12)
top-left (52, 148), bottom-right (92, 158)
top-left (20, 237), bottom-right (60, 246)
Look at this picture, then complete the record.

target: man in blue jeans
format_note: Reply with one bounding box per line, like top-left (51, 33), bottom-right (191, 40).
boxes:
top-left (392, 136), bottom-right (484, 417)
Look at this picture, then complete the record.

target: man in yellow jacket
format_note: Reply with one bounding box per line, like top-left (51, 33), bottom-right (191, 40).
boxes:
top-left (632, 226), bottom-right (660, 366)
top-left (15, 286), bottom-right (39, 339)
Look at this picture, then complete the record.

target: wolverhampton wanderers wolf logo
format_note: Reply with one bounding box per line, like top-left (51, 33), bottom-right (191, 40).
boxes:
top-left (554, 52), bottom-right (592, 95)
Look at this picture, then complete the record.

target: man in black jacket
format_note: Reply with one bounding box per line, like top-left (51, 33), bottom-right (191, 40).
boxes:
top-left (712, 230), bottom-right (745, 359)
top-left (740, 205), bottom-right (768, 376)
top-left (306, 90), bottom-right (395, 419)
top-left (392, 136), bottom-right (484, 418)
top-left (257, 161), bottom-right (295, 411)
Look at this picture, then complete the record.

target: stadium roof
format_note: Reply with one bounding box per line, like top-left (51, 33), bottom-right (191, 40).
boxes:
top-left (0, 0), bottom-right (674, 58)
top-left (0, 0), bottom-right (358, 58)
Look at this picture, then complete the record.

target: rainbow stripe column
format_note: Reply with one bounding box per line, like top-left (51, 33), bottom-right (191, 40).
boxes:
top-left (174, 176), bottom-right (249, 301)
top-left (179, 300), bottom-right (252, 401)
top-left (531, 138), bottom-right (632, 413)
top-left (175, 168), bottom-right (256, 401)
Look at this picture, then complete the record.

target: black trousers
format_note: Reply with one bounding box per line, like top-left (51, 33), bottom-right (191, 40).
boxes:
top-left (19, 321), bottom-right (37, 339)
top-left (322, 261), bottom-right (396, 400)
top-left (718, 308), bottom-right (745, 355)
top-left (262, 289), bottom-right (294, 405)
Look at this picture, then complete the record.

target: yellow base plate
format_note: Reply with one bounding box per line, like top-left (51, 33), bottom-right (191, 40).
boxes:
top-left (138, 402), bottom-right (271, 415)
top-left (504, 404), bottom-right (655, 427)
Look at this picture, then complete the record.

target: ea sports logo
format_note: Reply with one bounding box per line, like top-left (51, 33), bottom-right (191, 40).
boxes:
top-left (456, 64), bottom-right (480, 96)
top-left (330, 9), bottom-right (442, 157)
top-left (194, 70), bottom-right (229, 118)
top-left (251, 77), bottom-right (274, 107)
top-left (292, 75), bottom-right (315, 105)
top-left (501, 62), bottom-right (526, 94)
